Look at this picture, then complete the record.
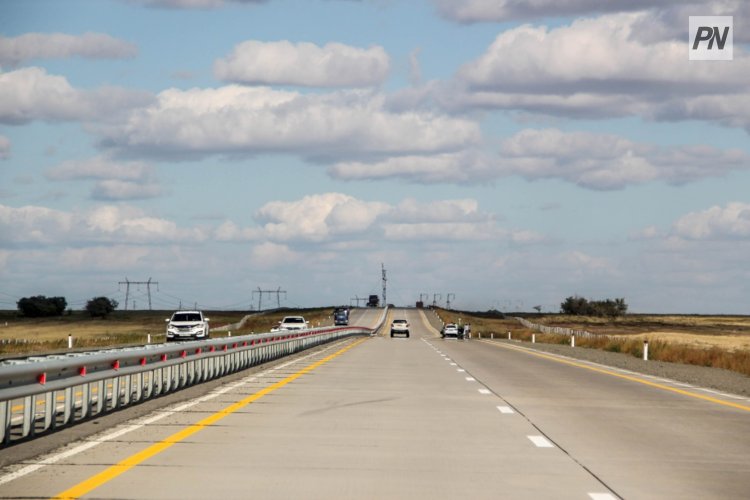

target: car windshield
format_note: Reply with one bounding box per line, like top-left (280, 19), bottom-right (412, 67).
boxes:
top-left (393, 320), bottom-right (407, 324)
top-left (173, 313), bottom-right (201, 322)
top-left (283, 317), bottom-right (304, 323)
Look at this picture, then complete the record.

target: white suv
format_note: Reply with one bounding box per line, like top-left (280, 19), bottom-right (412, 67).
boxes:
top-left (390, 319), bottom-right (410, 338)
top-left (166, 311), bottom-right (210, 341)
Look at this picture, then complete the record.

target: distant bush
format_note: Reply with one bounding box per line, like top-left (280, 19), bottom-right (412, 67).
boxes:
top-left (85, 297), bottom-right (119, 318)
top-left (560, 296), bottom-right (627, 317)
top-left (17, 295), bottom-right (67, 317)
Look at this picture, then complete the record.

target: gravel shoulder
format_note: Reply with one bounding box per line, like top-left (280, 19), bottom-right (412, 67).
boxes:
top-left (487, 338), bottom-right (750, 398)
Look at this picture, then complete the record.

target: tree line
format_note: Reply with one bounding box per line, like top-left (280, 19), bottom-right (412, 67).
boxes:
top-left (16, 295), bottom-right (119, 318)
top-left (560, 296), bottom-right (628, 317)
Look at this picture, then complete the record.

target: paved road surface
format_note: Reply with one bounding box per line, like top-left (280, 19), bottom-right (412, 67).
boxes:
top-left (1, 308), bottom-right (749, 499)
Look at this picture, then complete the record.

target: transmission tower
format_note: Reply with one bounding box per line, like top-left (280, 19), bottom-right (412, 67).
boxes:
top-left (381, 263), bottom-right (387, 307)
top-left (446, 293), bottom-right (455, 310)
top-left (350, 296), bottom-right (368, 307)
top-left (432, 293), bottom-right (442, 308)
top-left (118, 277), bottom-right (159, 311)
top-left (252, 287), bottom-right (287, 311)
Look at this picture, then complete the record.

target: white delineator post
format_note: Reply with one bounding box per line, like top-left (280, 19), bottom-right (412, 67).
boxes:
top-left (643, 340), bottom-right (649, 361)
top-left (571, 335), bottom-right (575, 347)
top-left (508, 331), bottom-right (511, 340)
top-left (147, 333), bottom-right (151, 344)
top-left (532, 333), bottom-right (536, 343)
top-left (68, 334), bottom-right (73, 349)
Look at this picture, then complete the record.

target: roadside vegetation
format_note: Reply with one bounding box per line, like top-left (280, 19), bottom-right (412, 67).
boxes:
top-left (0, 308), bottom-right (336, 358)
top-left (434, 309), bottom-right (750, 377)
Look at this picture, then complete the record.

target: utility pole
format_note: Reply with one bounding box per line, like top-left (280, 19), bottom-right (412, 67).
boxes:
top-left (419, 293), bottom-right (429, 304)
top-left (432, 293), bottom-right (442, 308)
top-left (252, 287), bottom-right (287, 312)
top-left (446, 293), bottom-right (455, 310)
top-left (381, 263), bottom-right (387, 307)
top-left (118, 277), bottom-right (159, 311)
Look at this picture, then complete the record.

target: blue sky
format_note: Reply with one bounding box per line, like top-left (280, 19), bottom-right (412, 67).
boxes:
top-left (1, 0), bottom-right (749, 313)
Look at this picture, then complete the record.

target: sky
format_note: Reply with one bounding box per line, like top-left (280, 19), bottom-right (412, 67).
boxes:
top-left (0, 0), bottom-right (749, 314)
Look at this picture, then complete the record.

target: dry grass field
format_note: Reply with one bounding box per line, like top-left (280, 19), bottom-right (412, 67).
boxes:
top-left (0, 308), bottom-right (336, 357)
top-left (434, 309), bottom-right (750, 377)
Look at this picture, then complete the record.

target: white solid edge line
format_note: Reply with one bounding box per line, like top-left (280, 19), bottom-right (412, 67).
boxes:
top-left (497, 406), bottom-right (514, 414)
top-left (0, 339), bottom-right (349, 486)
top-left (528, 435), bottom-right (554, 448)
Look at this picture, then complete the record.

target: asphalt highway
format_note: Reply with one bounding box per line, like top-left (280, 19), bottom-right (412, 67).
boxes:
top-left (1, 308), bottom-right (748, 499)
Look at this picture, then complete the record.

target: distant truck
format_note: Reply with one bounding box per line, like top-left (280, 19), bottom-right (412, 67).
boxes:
top-left (367, 295), bottom-right (380, 307)
top-left (334, 307), bottom-right (349, 326)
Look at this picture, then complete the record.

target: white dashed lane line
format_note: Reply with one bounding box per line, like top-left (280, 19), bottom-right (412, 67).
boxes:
top-left (528, 435), bottom-right (555, 448)
top-left (424, 338), bottom-right (621, 500)
top-left (589, 494), bottom-right (618, 500)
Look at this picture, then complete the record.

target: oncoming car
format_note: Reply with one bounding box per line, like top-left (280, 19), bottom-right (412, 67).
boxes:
top-left (442, 323), bottom-right (459, 339)
top-left (277, 316), bottom-right (309, 331)
top-left (390, 319), bottom-right (409, 338)
top-left (166, 310), bottom-right (210, 341)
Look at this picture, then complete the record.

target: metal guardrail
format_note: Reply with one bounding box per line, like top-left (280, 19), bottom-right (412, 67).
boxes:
top-left (0, 309), bottom-right (387, 446)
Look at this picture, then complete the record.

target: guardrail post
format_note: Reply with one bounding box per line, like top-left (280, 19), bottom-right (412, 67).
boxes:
top-left (22, 396), bottom-right (33, 438)
top-left (0, 401), bottom-right (9, 444)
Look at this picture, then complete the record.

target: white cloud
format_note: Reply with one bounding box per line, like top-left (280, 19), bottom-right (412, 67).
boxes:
top-left (432, 0), bottom-right (686, 23)
top-left (216, 193), bottom-right (512, 245)
top-left (497, 129), bottom-right (748, 190)
top-left (0, 203), bottom-right (207, 246)
top-left (392, 198), bottom-right (484, 223)
top-left (249, 242), bottom-right (300, 268)
top-left (442, 13), bottom-right (750, 131)
top-left (97, 85), bottom-right (480, 160)
top-left (329, 151), bottom-right (490, 183)
top-left (0, 67), bottom-right (153, 125)
top-left (331, 128), bottom-right (749, 189)
top-left (673, 202), bottom-right (750, 240)
top-left (215, 40), bottom-right (389, 88)
top-left (0, 204), bottom-right (73, 244)
top-left (0, 32), bottom-right (137, 66)
top-left (0, 135), bottom-right (9, 159)
top-left (382, 221), bottom-right (497, 241)
top-left (45, 156), bottom-right (162, 201)
top-left (254, 193), bottom-right (390, 242)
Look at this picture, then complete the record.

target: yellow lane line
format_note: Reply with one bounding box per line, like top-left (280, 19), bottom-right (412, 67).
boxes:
top-left (51, 337), bottom-right (368, 500)
top-left (479, 340), bottom-right (750, 413)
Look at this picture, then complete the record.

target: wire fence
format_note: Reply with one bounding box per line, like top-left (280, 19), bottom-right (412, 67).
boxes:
top-left (514, 317), bottom-right (604, 338)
